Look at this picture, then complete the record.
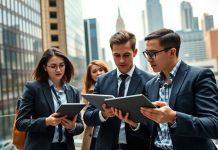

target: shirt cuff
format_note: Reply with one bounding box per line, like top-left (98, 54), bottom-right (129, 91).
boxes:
top-left (99, 111), bottom-right (107, 122)
top-left (130, 123), bottom-right (140, 131)
top-left (170, 121), bottom-right (177, 128)
top-left (67, 123), bottom-right (77, 133)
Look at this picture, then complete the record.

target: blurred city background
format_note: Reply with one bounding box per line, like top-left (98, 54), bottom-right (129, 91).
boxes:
top-left (0, 0), bottom-right (218, 149)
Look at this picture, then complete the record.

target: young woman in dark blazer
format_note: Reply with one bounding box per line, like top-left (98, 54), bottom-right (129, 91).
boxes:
top-left (16, 47), bottom-right (84, 150)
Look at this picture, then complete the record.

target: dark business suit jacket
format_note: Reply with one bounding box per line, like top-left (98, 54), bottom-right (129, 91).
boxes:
top-left (16, 80), bottom-right (84, 150)
top-left (143, 61), bottom-right (218, 150)
top-left (83, 67), bottom-right (154, 150)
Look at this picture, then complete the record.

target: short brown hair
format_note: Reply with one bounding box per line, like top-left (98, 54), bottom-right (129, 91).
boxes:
top-left (109, 30), bottom-right (136, 50)
top-left (82, 60), bottom-right (109, 93)
top-left (32, 47), bottom-right (74, 83)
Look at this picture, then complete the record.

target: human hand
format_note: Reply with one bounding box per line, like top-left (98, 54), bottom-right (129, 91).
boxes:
top-left (140, 101), bottom-right (176, 124)
top-left (45, 112), bottom-right (67, 126)
top-left (112, 108), bottom-right (138, 128)
top-left (61, 115), bottom-right (77, 129)
top-left (101, 104), bottom-right (115, 119)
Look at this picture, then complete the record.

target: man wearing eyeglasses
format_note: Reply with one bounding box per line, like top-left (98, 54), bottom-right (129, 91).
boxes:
top-left (140, 28), bottom-right (218, 150)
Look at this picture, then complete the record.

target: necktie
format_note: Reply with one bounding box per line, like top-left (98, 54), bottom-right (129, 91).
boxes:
top-left (51, 86), bottom-right (63, 142)
top-left (114, 74), bottom-right (128, 146)
top-left (118, 74), bottom-right (128, 97)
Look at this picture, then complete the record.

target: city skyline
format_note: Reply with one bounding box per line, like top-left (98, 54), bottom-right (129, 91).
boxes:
top-left (82, 0), bottom-right (218, 62)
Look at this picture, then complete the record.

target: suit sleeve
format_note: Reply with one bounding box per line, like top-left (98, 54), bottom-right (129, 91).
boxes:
top-left (15, 82), bottom-right (48, 133)
top-left (173, 69), bottom-right (218, 139)
top-left (67, 87), bottom-right (84, 135)
top-left (83, 78), bottom-right (102, 126)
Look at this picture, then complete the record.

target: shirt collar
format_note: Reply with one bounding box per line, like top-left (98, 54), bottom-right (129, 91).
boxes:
top-left (48, 79), bottom-right (66, 92)
top-left (117, 65), bottom-right (135, 79)
top-left (158, 60), bottom-right (182, 85)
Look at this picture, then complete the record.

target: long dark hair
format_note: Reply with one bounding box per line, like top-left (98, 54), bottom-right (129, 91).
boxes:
top-left (32, 47), bottom-right (74, 83)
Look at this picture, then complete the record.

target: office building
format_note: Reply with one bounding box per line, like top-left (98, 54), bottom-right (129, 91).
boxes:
top-left (193, 17), bottom-right (199, 30)
top-left (116, 8), bottom-right (125, 32)
top-left (84, 18), bottom-right (100, 65)
top-left (205, 29), bottom-right (218, 59)
top-left (144, 0), bottom-right (163, 35)
top-left (180, 1), bottom-right (194, 30)
top-left (202, 13), bottom-right (214, 33)
top-left (41, 0), bottom-right (86, 86)
top-left (177, 30), bottom-right (206, 61)
top-left (138, 40), bottom-right (148, 71)
top-left (0, 0), bottom-right (42, 141)
top-left (141, 10), bottom-right (146, 36)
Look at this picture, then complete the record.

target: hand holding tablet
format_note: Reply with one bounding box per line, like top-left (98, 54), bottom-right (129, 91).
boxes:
top-left (82, 93), bottom-right (155, 123)
top-left (56, 103), bottom-right (85, 120)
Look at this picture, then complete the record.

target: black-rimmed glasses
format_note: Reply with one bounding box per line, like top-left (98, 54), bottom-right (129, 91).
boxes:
top-left (46, 63), bottom-right (65, 71)
top-left (142, 47), bottom-right (172, 59)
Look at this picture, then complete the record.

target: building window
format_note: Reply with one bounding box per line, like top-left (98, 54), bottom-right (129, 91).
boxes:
top-left (50, 23), bottom-right (58, 30)
top-left (49, 11), bottom-right (57, 18)
top-left (49, 0), bottom-right (57, 7)
top-left (51, 35), bottom-right (59, 41)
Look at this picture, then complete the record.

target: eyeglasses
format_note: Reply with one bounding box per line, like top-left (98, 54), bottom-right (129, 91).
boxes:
top-left (142, 47), bottom-right (172, 59)
top-left (46, 63), bottom-right (65, 71)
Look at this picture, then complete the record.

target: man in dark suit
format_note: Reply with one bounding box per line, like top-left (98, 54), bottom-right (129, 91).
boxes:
top-left (83, 30), bottom-right (153, 150)
top-left (140, 28), bottom-right (218, 150)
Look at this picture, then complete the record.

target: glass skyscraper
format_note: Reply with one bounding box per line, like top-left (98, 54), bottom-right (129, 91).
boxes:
top-left (0, 0), bottom-right (42, 142)
top-left (177, 30), bottom-right (206, 62)
top-left (84, 18), bottom-right (100, 65)
top-left (144, 0), bottom-right (163, 35)
top-left (63, 0), bottom-right (86, 87)
top-left (180, 1), bottom-right (194, 30)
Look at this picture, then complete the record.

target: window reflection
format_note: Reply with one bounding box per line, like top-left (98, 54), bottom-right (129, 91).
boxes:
top-left (0, 0), bottom-right (42, 141)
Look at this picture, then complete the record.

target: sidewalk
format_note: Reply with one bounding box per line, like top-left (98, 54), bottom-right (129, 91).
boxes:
top-left (74, 133), bottom-right (83, 150)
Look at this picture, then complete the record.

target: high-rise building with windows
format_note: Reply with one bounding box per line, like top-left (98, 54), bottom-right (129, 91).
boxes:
top-left (177, 30), bottom-right (206, 62)
top-left (193, 17), bottom-right (199, 30)
top-left (138, 40), bottom-right (148, 71)
top-left (41, 0), bottom-right (67, 53)
top-left (180, 1), bottom-right (194, 30)
top-left (41, 0), bottom-right (86, 86)
top-left (116, 8), bottom-right (125, 32)
top-left (202, 13), bottom-right (214, 33)
top-left (84, 18), bottom-right (100, 65)
top-left (205, 29), bottom-right (218, 59)
top-left (144, 0), bottom-right (163, 35)
top-left (0, 0), bottom-right (42, 141)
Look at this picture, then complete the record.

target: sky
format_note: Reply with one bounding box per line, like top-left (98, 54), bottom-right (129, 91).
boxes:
top-left (82, 0), bottom-right (218, 63)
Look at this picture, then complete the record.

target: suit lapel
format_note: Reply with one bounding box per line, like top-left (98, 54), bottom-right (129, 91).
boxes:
top-left (65, 85), bottom-right (73, 103)
top-left (169, 61), bottom-right (189, 108)
top-left (109, 70), bottom-right (118, 97)
top-left (149, 78), bottom-right (159, 102)
top-left (42, 82), bottom-right (55, 113)
top-left (127, 67), bottom-right (141, 96)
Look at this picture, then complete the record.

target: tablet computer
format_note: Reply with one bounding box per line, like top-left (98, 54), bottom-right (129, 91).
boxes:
top-left (56, 103), bottom-right (85, 119)
top-left (104, 94), bottom-right (155, 123)
top-left (81, 94), bottom-right (115, 111)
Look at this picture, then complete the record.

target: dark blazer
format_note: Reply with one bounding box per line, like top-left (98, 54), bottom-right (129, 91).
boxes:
top-left (144, 61), bottom-right (218, 150)
top-left (83, 67), bottom-right (154, 150)
top-left (16, 80), bottom-right (84, 150)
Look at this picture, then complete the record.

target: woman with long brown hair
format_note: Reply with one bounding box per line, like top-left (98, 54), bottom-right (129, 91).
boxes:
top-left (81, 60), bottom-right (109, 150)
